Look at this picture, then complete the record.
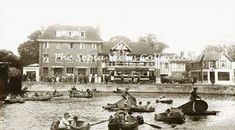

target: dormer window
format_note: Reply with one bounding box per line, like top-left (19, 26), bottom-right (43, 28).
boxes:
top-left (69, 43), bottom-right (74, 49)
top-left (81, 32), bottom-right (85, 37)
top-left (43, 42), bottom-right (49, 49)
top-left (68, 32), bottom-right (72, 37)
top-left (80, 43), bottom-right (85, 49)
top-left (92, 43), bottom-right (97, 50)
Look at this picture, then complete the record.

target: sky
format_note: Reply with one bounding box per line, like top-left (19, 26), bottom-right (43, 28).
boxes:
top-left (0, 0), bottom-right (235, 56)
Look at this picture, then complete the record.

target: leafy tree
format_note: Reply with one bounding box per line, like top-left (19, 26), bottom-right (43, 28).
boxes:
top-left (0, 49), bottom-right (21, 69)
top-left (18, 30), bottom-right (41, 66)
top-left (109, 36), bottom-right (131, 43)
top-left (202, 44), bottom-right (235, 60)
top-left (138, 34), bottom-right (168, 54)
top-left (0, 49), bottom-right (22, 96)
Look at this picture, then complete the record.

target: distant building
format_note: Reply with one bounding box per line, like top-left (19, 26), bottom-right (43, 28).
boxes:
top-left (189, 53), bottom-right (234, 84)
top-left (37, 25), bottom-right (103, 82)
top-left (23, 63), bottom-right (40, 81)
top-left (155, 53), bottom-right (188, 81)
top-left (99, 41), bottom-right (156, 83)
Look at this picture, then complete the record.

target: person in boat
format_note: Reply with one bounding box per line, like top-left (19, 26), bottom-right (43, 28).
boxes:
top-left (5, 93), bottom-right (12, 100)
top-left (165, 108), bottom-right (171, 116)
top-left (190, 87), bottom-right (201, 102)
top-left (137, 101), bottom-right (144, 109)
top-left (70, 116), bottom-right (84, 129)
top-left (125, 111), bottom-right (135, 123)
top-left (145, 101), bottom-right (153, 110)
top-left (58, 112), bottom-right (72, 130)
top-left (53, 89), bottom-right (58, 96)
top-left (109, 111), bottom-right (125, 124)
top-left (34, 92), bottom-right (39, 97)
top-left (86, 89), bottom-right (92, 96)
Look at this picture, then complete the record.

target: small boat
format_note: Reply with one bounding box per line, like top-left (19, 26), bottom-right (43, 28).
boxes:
top-left (69, 91), bottom-right (93, 98)
top-left (113, 89), bottom-right (123, 93)
top-left (53, 93), bottom-right (63, 97)
top-left (108, 112), bottom-right (144, 130)
top-left (50, 120), bottom-right (90, 130)
top-left (155, 108), bottom-right (185, 124)
top-left (156, 98), bottom-right (173, 104)
top-left (24, 95), bottom-right (52, 101)
top-left (103, 96), bottom-right (137, 111)
top-left (108, 120), bottom-right (139, 130)
top-left (4, 98), bottom-right (25, 104)
top-left (130, 107), bottom-right (155, 113)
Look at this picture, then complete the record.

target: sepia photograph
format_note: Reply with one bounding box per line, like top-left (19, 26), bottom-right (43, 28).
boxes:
top-left (0, 0), bottom-right (235, 130)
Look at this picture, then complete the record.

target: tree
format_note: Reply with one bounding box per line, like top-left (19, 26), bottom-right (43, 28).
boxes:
top-left (0, 49), bottom-right (22, 96)
top-left (109, 36), bottom-right (131, 43)
top-left (202, 44), bottom-right (235, 60)
top-left (138, 34), bottom-right (168, 54)
top-left (18, 30), bottom-right (41, 66)
top-left (0, 49), bottom-right (21, 69)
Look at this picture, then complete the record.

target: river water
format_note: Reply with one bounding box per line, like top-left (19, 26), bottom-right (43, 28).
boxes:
top-left (1, 92), bottom-right (235, 130)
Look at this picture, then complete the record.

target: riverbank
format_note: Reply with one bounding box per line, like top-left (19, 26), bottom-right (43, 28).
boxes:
top-left (24, 82), bottom-right (235, 96)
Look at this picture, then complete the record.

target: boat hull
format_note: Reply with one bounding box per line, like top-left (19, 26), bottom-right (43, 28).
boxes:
top-left (4, 98), bottom-right (25, 104)
top-left (24, 96), bottom-right (52, 101)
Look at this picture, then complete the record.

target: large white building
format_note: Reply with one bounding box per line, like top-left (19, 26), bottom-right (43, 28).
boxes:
top-left (190, 53), bottom-right (235, 85)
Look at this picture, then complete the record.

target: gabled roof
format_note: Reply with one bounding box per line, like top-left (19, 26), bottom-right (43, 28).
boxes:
top-left (191, 52), bottom-right (232, 63)
top-left (111, 41), bottom-right (132, 51)
top-left (38, 25), bottom-right (102, 41)
top-left (100, 41), bottom-right (155, 55)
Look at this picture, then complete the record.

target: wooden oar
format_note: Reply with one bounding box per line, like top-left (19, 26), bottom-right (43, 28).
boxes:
top-left (144, 122), bottom-right (161, 129)
top-left (90, 120), bottom-right (108, 126)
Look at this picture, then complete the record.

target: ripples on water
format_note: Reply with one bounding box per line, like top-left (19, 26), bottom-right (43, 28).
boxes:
top-left (1, 93), bottom-right (235, 130)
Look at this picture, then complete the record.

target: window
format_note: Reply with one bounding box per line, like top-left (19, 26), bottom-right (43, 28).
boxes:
top-left (43, 42), bottom-right (49, 49)
top-left (68, 32), bottom-right (72, 37)
top-left (165, 63), bottom-right (168, 69)
top-left (90, 68), bottom-right (97, 74)
top-left (92, 43), bottom-right (97, 50)
top-left (66, 68), bottom-right (74, 74)
top-left (69, 43), bottom-right (74, 49)
top-left (218, 72), bottom-right (230, 81)
top-left (80, 43), bottom-right (85, 49)
top-left (43, 54), bottom-right (49, 63)
top-left (81, 32), bottom-right (85, 37)
top-left (43, 67), bottom-right (49, 76)
top-left (92, 55), bottom-right (96, 62)
top-left (79, 55), bottom-right (83, 62)
top-left (220, 61), bottom-right (226, 67)
top-left (203, 72), bottom-right (208, 81)
top-left (55, 55), bottom-right (61, 62)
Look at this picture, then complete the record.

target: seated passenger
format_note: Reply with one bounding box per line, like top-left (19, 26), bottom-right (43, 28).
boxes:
top-left (138, 101), bottom-right (144, 109)
top-left (125, 112), bottom-right (135, 123)
top-left (58, 112), bottom-right (71, 129)
top-left (70, 116), bottom-right (84, 129)
top-left (5, 93), bottom-right (12, 100)
top-left (145, 101), bottom-right (153, 110)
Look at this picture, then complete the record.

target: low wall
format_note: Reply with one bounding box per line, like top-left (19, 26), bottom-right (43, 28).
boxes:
top-left (24, 82), bottom-right (235, 95)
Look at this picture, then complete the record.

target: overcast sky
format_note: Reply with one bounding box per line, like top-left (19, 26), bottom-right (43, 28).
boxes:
top-left (0, 0), bottom-right (235, 56)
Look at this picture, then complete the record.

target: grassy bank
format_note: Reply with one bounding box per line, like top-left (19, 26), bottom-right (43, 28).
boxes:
top-left (23, 82), bottom-right (235, 96)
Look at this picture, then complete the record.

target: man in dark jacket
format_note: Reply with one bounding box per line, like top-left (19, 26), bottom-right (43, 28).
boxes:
top-left (190, 87), bottom-right (201, 101)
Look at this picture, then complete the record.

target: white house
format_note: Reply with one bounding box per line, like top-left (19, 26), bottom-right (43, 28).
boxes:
top-left (190, 53), bottom-right (234, 85)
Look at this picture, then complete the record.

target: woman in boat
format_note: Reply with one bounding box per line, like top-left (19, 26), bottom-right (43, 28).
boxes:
top-left (58, 113), bottom-right (72, 130)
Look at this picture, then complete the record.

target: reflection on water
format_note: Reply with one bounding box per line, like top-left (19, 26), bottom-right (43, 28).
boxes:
top-left (0, 93), bottom-right (235, 130)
